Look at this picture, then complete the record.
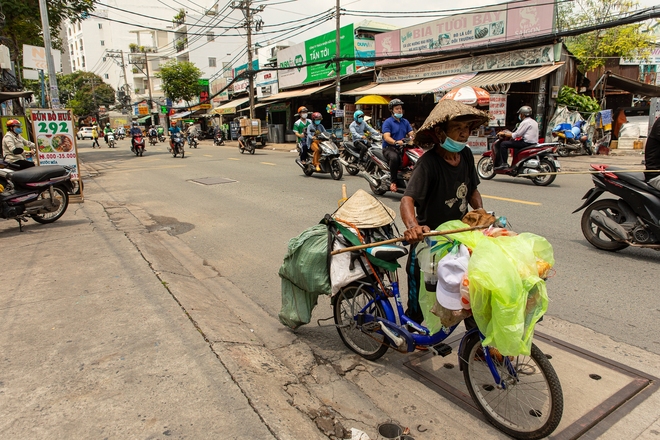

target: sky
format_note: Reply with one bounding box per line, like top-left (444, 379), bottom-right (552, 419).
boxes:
top-left (123, 0), bottom-right (660, 71)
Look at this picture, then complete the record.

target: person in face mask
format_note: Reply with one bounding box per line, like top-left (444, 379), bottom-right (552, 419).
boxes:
top-left (293, 106), bottom-right (311, 162)
top-left (306, 112), bottom-right (327, 172)
top-left (2, 119), bottom-right (36, 169)
top-left (382, 99), bottom-right (415, 192)
top-left (399, 100), bottom-right (489, 324)
top-left (349, 110), bottom-right (379, 164)
top-left (495, 106), bottom-right (539, 169)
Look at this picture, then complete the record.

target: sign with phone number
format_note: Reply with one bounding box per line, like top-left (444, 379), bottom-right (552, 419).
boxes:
top-left (29, 109), bottom-right (83, 198)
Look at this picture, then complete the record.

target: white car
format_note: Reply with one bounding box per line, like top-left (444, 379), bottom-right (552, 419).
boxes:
top-left (77, 127), bottom-right (94, 140)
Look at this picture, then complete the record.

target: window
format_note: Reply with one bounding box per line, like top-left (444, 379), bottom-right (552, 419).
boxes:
top-left (98, 23), bottom-right (103, 29)
top-left (82, 56), bottom-right (85, 68)
top-left (104, 74), bottom-right (109, 79)
top-left (70, 44), bottom-right (74, 54)
top-left (78, 23), bottom-right (81, 31)
top-left (68, 27), bottom-right (72, 36)
top-left (79, 39), bottom-right (84, 51)
top-left (100, 40), bottom-right (105, 46)
top-left (207, 32), bottom-right (215, 42)
top-left (208, 57), bottom-right (216, 67)
top-left (75, 41), bottom-right (78, 51)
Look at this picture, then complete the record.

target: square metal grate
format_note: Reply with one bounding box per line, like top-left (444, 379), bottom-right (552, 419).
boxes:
top-left (189, 177), bottom-right (237, 185)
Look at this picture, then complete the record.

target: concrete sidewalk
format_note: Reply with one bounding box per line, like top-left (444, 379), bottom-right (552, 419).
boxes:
top-left (3, 164), bottom-right (660, 439)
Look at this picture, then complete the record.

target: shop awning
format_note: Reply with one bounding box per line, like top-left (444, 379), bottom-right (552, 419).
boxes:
top-left (343, 74), bottom-right (477, 96)
top-left (237, 101), bottom-right (278, 112)
top-left (136, 115), bottom-right (152, 123)
top-left (261, 84), bottom-right (334, 101)
top-left (170, 110), bottom-right (191, 119)
top-left (0, 91), bottom-right (34, 103)
top-left (604, 72), bottom-right (660, 97)
top-left (211, 97), bottom-right (250, 115)
top-left (451, 64), bottom-right (563, 90)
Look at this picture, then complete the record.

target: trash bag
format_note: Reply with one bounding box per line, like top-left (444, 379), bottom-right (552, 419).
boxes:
top-left (278, 224), bottom-right (332, 329)
top-left (468, 234), bottom-right (551, 356)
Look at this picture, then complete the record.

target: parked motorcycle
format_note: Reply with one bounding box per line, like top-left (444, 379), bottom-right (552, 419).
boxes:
top-left (107, 132), bottom-right (116, 148)
top-left (0, 153), bottom-right (73, 231)
top-left (552, 121), bottom-right (591, 156)
top-left (214, 132), bottom-right (225, 146)
top-left (131, 134), bottom-right (146, 157)
top-left (295, 132), bottom-right (343, 180)
top-left (339, 133), bottom-right (382, 176)
top-left (477, 136), bottom-right (561, 186)
top-left (361, 138), bottom-right (422, 195)
top-left (238, 136), bottom-right (256, 155)
top-left (573, 164), bottom-right (660, 251)
top-left (171, 133), bottom-right (185, 158)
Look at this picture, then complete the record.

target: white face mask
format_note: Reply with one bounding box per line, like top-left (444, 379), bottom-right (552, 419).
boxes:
top-left (301, 113), bottom-right (308, 119)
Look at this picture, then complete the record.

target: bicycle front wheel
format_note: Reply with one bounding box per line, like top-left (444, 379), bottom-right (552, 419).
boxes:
top-left (462, 334), bottom-right (563, 439)
top-left (333, 283), bottom-right (388, 361)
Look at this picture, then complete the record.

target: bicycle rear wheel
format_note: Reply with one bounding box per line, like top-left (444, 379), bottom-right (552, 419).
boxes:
top-left (333, 283), bottom-right (388, 361)
top-left (461, 334), bottom-right (563, 439)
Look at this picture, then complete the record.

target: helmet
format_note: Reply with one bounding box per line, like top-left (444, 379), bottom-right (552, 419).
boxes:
top-left (170, 121), bottom-right (176, 126)
top-left (354, 110), bottom-right (364, 119)
top-left (106, 122), bottom-right (110, 127)
top-left (297, 106), bottom-right (308, 114)
top-left (388, 98), bottom-right (404, 112)
top-left (518, 106), bottom-right (533, 116)
top-left (311, 112), bottom-right (322, 121)
top-left (6, 119), bottom-right (21, 128)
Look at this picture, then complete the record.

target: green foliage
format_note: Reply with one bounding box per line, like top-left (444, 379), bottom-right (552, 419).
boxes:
top-left (0, 0), bottom-right (97, 66)
top-left (155, 60), bottom-right (201, 106)
top-left (556, 86), bottom-right (601, 113)
top-left (57, 71), bottom-right (116, 116)
top-left (558, 0), bottom-right (655, 72)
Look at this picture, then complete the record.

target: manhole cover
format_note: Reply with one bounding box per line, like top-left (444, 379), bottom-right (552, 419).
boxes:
top-left (189, 177), bottom-right (237, 185)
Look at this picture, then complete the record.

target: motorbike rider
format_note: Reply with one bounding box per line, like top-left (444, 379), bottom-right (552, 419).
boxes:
top-left (168, 121), bottom-right (182, 150)
top-left (644, 115), bottom-right (660, 190)
top-left (148, 125), bottom-right (158, 139)
top-left (185, 122), bottom-right (196, 145)
top-left (350, 110), bottom-right (379, 164)
top-left (382, 99), bottom-right (415, 192)
top-left (495, 106), bottom-right (538, 169)
top-left (294, 106), bottom-right (311, 162)
top-left (401, 100), bottom-right (488, 324)
top-left (2, 119), bottom-right (35, 169)
top-left (103, 122), bottom-right (113, 144)
top-left (307, 112), bottom-right (328, 172)
top-left (129, 122), bottom-right (143, 151)
top-left (118, 125), bottom-right (126, 138)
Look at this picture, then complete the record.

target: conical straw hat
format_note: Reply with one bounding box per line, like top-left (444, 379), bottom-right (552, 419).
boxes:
top-left (333, 189), bottom-right (396, 228)
top-left (414, 100), bottom-right (488, 146)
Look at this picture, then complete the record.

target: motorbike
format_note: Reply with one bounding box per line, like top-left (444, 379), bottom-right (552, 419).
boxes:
top-left (107, 132), bottom-right (116, 148)
top-left (117, 130), bottom-right (125, 140)
top-left (188, 134), bottom-right (198, 149)
top-left (552, 121), bottom-right (592, 156)
top-left (295, 132), bottom-right (343, 180)
top-left (214, 132), bottom-right (225, 146)
top-left (361, 138), bottom-right (422, 195)
top-left (477, 135), bottom-right (561, 187)
top-left (339, 133), bottom-right (382, 176)
top-left (131, 134), bottom-right (145, 157)
top-left (149, 134), bottom-right (158, 146)
top-left (238, 136), bottom-right (256, 155)
top-left (0, 149), bottom-right (73, 231)
top-left (158, 132), bottom-right (166, 143)
top-left (171, 133), bottom-right (185, 158)
top-left (573, 164), bottom-right (660, 251)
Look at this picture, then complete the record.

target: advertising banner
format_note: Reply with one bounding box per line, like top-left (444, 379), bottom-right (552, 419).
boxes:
top-left (355, 37), bottom-right (375, 67)
top-left (22, 44), bottom-right (62, 72)
top-left (256, 70), bottom-right (278, 98)
top-left (375, 0), bottom-right (555, 66)
top-left (30, 109), bottom-right (83, 199)
top-left (277, 24), bottom-right (355, 89)
top-left (0, 116), bottom-right (29, 140)
top-left (210, 77), bottom-right (229, 103)
top-left (488, 94), bottom-right (507, 127)
top-left (232, 60), bottom-right (259, 93)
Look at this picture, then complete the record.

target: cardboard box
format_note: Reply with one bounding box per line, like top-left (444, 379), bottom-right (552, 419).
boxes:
top-left (633, 139), bottom-right (646, 150)
top-left (239, 118), bottom-right (250, 127)
top-left (610, 140), bottom-right (618, 149)
top-left (241, 126), bottom-right (261, 136)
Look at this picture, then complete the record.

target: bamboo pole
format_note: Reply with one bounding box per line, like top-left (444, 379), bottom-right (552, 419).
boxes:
top-left (330, 225), bottom-right (489, 255)
top-left (509, 168), bottom-right (660, 177)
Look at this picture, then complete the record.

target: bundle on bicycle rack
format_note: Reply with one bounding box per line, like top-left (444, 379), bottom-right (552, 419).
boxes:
top-left (278, 189), bottom-right (400, 329)
top-left (419, 219), bottom-right (555, 356)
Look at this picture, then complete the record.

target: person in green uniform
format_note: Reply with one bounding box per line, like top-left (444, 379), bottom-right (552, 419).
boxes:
top-left (293, 106), bottom-right (311, 162)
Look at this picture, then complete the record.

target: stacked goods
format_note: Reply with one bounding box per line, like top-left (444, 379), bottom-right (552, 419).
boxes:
top-left (240, 119), bottom-right (261, 136)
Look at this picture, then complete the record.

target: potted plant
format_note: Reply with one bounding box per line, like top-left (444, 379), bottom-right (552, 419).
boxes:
top-left (173, 9), bottom-right (185, 26)
top-left (129, 43), bottom-right (138, 53)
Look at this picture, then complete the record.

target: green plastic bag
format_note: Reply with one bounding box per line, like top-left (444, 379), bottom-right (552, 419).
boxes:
top-left (278, 224), bottom-right (332, 329)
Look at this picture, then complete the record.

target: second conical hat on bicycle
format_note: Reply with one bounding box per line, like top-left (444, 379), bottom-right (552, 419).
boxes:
top-left (333, 189), bottom-right (396, 228)
top-left (415, 100), bottom-right (488, 146)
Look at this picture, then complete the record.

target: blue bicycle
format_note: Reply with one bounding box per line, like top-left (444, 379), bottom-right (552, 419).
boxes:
top-left (332, 245), bottom-right (563, 439)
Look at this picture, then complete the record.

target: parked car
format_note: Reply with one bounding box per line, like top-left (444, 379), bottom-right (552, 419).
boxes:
top-left (77, 126), bottom-right (94, 140)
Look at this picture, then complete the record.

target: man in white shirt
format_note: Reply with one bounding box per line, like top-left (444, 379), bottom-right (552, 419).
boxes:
top-left (495, 106), bottom-right (539, 169)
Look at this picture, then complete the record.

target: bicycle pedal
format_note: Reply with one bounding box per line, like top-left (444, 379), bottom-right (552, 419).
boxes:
top-left (361, 321), bottom-right (381, 332)
top-left (430, 343), bottom-right (452, 357)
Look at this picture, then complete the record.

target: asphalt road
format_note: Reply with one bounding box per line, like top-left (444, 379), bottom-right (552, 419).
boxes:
top-left (80, 138), bottom-right (660, 355)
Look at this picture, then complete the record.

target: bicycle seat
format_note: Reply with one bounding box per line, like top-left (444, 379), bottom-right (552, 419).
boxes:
top-left (365, 245), bottom-right (408, 261)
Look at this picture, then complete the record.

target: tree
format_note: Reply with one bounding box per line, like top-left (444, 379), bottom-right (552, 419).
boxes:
top-left (558, 0), bottom-right (655, 72)
top-left (0, 1), bottom-right (98, 68)
top-left (156, 60), bottom-right (202, 108)
top-left (57, 71), bottom-right (115, 116)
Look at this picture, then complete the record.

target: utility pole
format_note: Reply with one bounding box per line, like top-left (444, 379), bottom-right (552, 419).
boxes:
top-left (106, 49), bottom-right (131, 112)
top-left (232, 0), bottom-right (264, 120)
top-left (38, 0), bottom-right (61, 108)
top-left (86, 76), bottom-right (99, 124)
top-left (143, 50), bottom-right (155, 124)
top-left (335, 0), bottom-right (341, 116)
